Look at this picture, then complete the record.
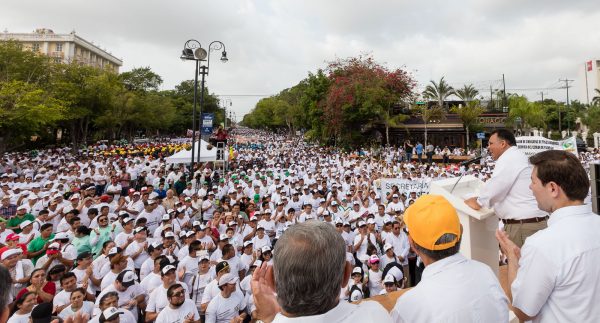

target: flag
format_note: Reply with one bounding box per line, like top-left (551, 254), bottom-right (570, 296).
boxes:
top-left (587, 60), bottom-right (593, 72)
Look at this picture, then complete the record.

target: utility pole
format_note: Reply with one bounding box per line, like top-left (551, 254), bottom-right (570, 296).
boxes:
top-left (558, 78), bottom-right (573, 134)
top-left (502, 74), bottom-right (507, 111)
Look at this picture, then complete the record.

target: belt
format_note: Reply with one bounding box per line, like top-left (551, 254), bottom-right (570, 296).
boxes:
top-left (502, 216), bottom-right (549, 225)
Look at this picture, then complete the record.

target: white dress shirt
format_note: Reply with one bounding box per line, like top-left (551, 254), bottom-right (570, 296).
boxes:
top-left (477, 146), bottom-right (547, 220)
top-left (512, 204), bottom-right (600, 322)
top-left (272, 299), bottom-right (392, 323)
top-left (391, 253), bottom-right (508, 322)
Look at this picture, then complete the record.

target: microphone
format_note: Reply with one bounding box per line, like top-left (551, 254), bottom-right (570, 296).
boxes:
top-left (451, 156), bottom-right (482, 194)
top-left (460, 156), bottom-right (482, 167)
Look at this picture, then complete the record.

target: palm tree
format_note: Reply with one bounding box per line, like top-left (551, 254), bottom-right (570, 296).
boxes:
top-left (455, 84), bottom-right (479, 103)
top-left (421, 77), bottom-right (453, 144)
top-left (414, 104), bottom-right (446, 146)
top-left (592, 88), bottom-right (600, 106)
top-left (507, 94), bottom-right (546, 133)
top-left (422, 77), bottom-right (455, 110)
top-left (451, 100), bottom-right (484, 147)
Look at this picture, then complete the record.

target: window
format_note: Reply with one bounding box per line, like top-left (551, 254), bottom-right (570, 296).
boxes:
top-left (56, 43), bottom-right (63, 52)
top-left (32, 43), bottom-right (40, 52)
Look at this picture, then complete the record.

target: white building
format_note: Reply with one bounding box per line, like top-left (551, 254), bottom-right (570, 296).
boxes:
top-left (0, 28), bottom-right (122, 72)
top-left (578, 59), bottom-right (600, 105)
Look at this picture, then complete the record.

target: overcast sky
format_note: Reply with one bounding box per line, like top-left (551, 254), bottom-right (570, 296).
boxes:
top-left (2, 0), bottom-right (600, 120)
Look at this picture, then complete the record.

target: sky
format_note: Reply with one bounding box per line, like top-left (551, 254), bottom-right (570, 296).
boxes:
top-left (2, 0), bottom-right (600, 121)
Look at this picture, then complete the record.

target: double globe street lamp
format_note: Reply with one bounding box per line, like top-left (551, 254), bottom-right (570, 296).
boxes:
top-left (180, 39), bottom-right (228, 178)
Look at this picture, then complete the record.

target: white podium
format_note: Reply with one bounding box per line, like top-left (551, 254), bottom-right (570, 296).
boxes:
top-left (429, 175), bottom-right (499, 276)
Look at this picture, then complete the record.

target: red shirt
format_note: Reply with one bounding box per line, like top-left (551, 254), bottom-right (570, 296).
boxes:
top-left (16, 281), bottom-right (56, 303)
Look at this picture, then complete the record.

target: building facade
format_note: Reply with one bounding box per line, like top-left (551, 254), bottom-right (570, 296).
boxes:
top-left (0, 28), bottom-right (122, 72)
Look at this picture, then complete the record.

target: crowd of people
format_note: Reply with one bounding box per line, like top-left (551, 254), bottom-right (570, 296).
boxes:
top-left (0, 127), bottom-right (598, 323)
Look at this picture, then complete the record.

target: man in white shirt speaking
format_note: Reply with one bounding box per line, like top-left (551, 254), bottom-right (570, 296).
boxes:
top-left (497, 150), bottom-right (600, 322)
top-left (392, 195), bottom-right (508, 322)
top-left (465, 129), bottom-right (548, 247)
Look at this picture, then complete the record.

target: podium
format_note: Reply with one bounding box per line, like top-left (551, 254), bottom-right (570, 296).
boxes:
top-left (429, 175), bottom-right (499, 276)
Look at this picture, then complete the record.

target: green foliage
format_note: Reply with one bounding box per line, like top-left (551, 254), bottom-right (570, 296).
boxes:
top-left (0, 40), bottom-right (218, 152)
top-left (243, 55), bottom-right (417, 147)
top-left (120, 67), bottom-right (163, 92)
top-left (584, 105), bottom-right (600, 133)
top-left (592, 88), bottom-right (600, 106)
top-left (455, 84), bottom-right (479, 102)
top-left (507, 94), bottom-right (546, 130)
top-left (422, 77), bottom-right (455, 109)
top-left (451, 100), bottom-right (484, 147)
top-left (0, 80), bottom-right (66, 150)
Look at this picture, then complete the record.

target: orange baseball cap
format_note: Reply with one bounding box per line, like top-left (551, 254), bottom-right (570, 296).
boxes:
top-left (404, 195), bottom-right (461, 251)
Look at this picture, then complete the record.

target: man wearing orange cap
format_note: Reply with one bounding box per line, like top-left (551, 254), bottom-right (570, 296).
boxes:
top-left (391, 194), bottom-right (508, 322)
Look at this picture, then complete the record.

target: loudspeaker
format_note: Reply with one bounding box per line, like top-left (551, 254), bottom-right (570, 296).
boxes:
top-left (591, 163), bottom-right (600, 215)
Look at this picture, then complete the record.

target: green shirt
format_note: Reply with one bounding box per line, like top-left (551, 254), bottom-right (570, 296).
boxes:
top-left (7, 213), bottom-right (35, 233)
top-left (72, 235), bottom-right (92, 255)
top-left (27, 234), bottom-right (54, 265)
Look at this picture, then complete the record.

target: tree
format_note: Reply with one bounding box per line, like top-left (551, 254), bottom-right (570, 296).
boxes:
top-left (323, 55), bottom-right (415, 146)
top-left (0, 81), bottom-right (66, 152)
top-left (455, 84), bottom-right (479, 103)
top-left (584, 105), bottom-right (600, 134)
top-left (451, 100), bottom-right (484, 147)
top-left (0, 40), bottom-right (52, 84)
top-left (413, 104), bottom-right (446, 145)
top-left (119, 67), bottom-right (163, 92)
top-left (507, 95), bottom-right (545, 133)
top-left (422, 77), bottom-right (455, 110)
top-left (591, 88), bottom-right (600, 106)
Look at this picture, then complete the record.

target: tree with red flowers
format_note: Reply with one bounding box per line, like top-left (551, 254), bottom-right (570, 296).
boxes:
top-left (323, 55), bottom-right (416, 146)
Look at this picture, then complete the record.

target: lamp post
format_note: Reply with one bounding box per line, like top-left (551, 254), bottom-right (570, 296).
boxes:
top-left (221, 98), bottom-right (232, 128)
top-left (180, 39), bottom-right (228, 177)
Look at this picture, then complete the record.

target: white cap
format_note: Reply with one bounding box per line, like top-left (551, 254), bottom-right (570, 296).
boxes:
top-left (0, 248), bottom-right (22, 260)
top-left (164, 231), bottom-right (175, 239)
top-left (52, 232), bottom-right (70, 241)
top-left (366, 218), bottom-right (376, 225)
top-left (100, 307), bottom-right (123, 321)
top-left (261, 245), bottom-right (271, 253)
top-left (162, 214), bottom-right (170, 221)
top-left (218, 273), bottom-right (239, 286)
top-left (352, 267), bottom-right (362, 275)
top-left (383, 243), bottom-right (393, 252)
top-left (19, 220), bottom-right (33, 229)
top-left (219, 233), bottom-right (229, 241)
top-left (383, 274), bottom-right (396, 284)
top-left (161, 265), bottom-right (176, 275)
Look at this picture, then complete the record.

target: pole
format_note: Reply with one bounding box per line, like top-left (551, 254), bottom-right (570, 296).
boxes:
top-left (198, 65), bottom-right (207, 172)
top-left (585, 62), bottom-right (590, 105)
top-left (559, 78), bottom-right (573, 134)
top-left (190, 60), bottom-right (199, 176)
top-left (502, 74), bottom-right (507, 110)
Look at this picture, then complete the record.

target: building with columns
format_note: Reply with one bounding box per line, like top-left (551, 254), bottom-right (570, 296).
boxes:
top-left (0, 28), bottom-right (122, 72)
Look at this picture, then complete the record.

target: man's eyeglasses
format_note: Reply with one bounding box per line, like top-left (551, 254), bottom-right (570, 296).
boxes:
top-left (170, 290), bottom-right (185, 298)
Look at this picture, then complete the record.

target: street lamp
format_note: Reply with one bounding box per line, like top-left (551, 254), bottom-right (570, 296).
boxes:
top-left (180, 39), bottom-right (228, 178)
top-left (220, 98), bottom-right (232, 128)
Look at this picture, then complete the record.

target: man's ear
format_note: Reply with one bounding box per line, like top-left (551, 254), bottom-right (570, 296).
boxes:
top-left (341, 260), bottom-right (352, 288)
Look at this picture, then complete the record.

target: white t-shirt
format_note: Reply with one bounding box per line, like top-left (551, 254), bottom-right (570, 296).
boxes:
top-left (205, 291), bottom-right (246, 323)
top-left (271, 299), bottom-right (391, 323)
top-left (7, 312), bottom-right (30, 323)
top-left (58, 301), bottom-right (95, 319)
top-left (155, 299), bottom-right (200, 323)
top-left (125, 240), bottom-right (150, 269)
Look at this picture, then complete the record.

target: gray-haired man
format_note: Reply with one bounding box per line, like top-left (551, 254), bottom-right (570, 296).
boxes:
top-left (251, 221), bottom-right (392, 322)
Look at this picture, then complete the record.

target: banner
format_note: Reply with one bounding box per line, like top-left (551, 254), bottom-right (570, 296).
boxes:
top-left (516, 136), bottom-right (578, 157)
top-left (201, 113), bottom-right (214, 135)
top-left (379, 179), bottom-right (431, 202)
